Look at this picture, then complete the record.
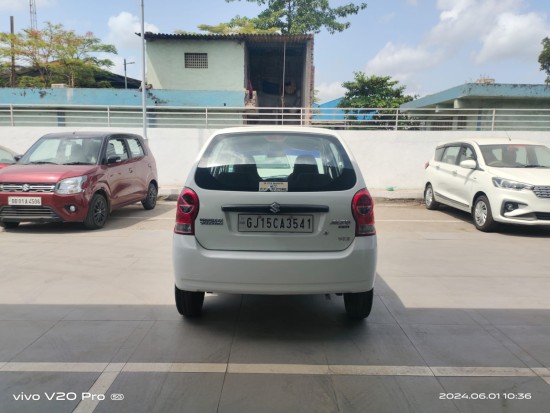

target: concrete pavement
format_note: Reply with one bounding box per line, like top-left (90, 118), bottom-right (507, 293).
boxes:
top-left (1, 201), bottom-right (550, 412)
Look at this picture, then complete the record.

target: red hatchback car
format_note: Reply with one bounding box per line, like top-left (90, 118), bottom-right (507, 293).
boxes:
top-left (0, 132), bottom-right (158, 229)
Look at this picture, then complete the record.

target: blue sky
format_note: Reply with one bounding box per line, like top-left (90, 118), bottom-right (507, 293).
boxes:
top-left (1, 0), bottom-right (549, 102)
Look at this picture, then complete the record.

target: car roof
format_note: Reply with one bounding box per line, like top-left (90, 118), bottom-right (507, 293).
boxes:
top-left (437, 137), bottom-right (545, 147)
top-left (198, 126), bottom-right (355, 165)
top-left (40, 131), bottom-right (143, 140)
top-left (210, 126), bottom-right (342, 138)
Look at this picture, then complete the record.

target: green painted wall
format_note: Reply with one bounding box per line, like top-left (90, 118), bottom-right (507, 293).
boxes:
top-left (147, 39), bottom-right (245, 91)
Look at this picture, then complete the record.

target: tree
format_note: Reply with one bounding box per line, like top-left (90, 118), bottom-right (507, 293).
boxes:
top-left (226, 0), bottom-right (367, 34)
top-left (338, 72), bottom-right (415, 129)
top-left (0, 22), bottom-right (117, 88)
top-left (539, 37), bottom-right (550, 85)
top-left (339, 73), bottom-right (414, 108)
top-left (17, 75), bottom-right (46, 88)
top-left (195, 16), bottom-right (278, 34)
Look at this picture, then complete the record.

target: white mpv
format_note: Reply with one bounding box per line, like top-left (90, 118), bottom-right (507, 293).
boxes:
top-left (172, 127), bottom-right (377, 319)
top-left (424, 138), bottom-right (550, 231)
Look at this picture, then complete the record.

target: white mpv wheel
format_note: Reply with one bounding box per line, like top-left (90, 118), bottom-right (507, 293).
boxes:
top-left (473, 195), bottom-right (496, 232)
top-left (424, 184), bottom-right (439, 210)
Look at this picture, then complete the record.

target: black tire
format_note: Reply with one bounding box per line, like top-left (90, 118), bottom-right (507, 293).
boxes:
top-left (424, 184), bottom-right (439, 210)
top-left (175, 285), bottom-right (205, 317)
top-left (142, 182), bottom-right (157, 210)
top-left (472, 195), bottom-right (497, 232)
top-left (344, 289), bottom-right (374, 320)
top-left (1, 221), bottom-right (19, 229)
top-left (83, 193), bottom-right (108, 229)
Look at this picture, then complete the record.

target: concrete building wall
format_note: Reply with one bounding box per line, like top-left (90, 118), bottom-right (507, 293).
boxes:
top-left (146, 39), bottom-right (246, 91)
top-left (1, 127), bottom-right (550, 192)
top-left (0, 88), bottom-right (244, 107)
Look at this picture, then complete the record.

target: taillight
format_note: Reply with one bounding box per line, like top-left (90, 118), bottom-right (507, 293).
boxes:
top-left (174, 187), bottom-right (199, 235)
top-left (352, 188), bottom-right (376, 236)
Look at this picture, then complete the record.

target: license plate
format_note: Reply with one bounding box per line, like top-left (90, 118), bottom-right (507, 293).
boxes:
top-left (238, 214), bottom-right (313, 233)
top-left (8, 197), bottom-right (42, 206)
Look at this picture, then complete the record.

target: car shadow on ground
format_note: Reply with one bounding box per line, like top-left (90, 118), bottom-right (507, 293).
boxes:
top-left (3, 273), bottom-right (550, 413)
top-left (179, 276), bottom-right (405, 331)
top-left (429, 204), bottom-right (550, 238)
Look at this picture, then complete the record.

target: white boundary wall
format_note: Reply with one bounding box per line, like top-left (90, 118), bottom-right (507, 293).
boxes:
top-left (2, 127), bottom-right (550, 194)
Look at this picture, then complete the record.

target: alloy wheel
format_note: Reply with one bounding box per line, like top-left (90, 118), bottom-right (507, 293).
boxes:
top-left (425, 186), bottom-right (434, 206)
top-left (474, 200), bottom-right (488, 226)
top-left (93, 197), bottom-right (107, 226)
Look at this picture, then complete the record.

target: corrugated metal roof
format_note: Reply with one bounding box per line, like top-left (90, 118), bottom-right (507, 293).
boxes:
top-left (144, 32), bottom-right (313, 43)
top-left (401, 83), bottom-right (550, 109)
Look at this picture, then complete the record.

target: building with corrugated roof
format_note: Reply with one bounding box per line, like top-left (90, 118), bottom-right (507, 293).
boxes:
top-left (400, 82), bottom-right (550, 130)
top-left (144, 32), bottom-right (315, 110)
top-left (401, 82), bottom-right (550, 111)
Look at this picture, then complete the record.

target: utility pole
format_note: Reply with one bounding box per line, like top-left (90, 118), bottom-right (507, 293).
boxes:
top-left (140, 0), bottom-right (147, 139)
top-left (10, 16), bottom-right (16, 87)
top-left (29, 0), bottom-right (37, 30)
top-left (123, 58), bottom-right (135, 89)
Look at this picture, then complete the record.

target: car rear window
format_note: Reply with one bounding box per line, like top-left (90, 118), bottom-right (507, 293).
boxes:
top-left (195, 132), bottom-right (357, 192)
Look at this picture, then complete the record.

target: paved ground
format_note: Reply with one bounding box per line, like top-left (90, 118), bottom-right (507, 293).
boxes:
top-left (1, 200), bottom-right (550, 413)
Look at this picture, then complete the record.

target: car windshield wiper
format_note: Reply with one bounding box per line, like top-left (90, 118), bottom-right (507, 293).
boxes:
top-left (27, 161), bottom-right (59, 165)
top-left (522, 165), bottom-right (548, 168)
top-left (63, 162), bottom-right (92, 165)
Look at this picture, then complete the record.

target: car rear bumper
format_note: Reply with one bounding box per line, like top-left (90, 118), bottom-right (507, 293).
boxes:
top-left (172, 235), bottom-right (377, 295)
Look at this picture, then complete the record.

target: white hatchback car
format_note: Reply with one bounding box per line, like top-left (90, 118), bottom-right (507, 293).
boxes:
top-left (173, 127), bottom-right (377, 319)
top-left (424, 138), bottom-right (550, 231)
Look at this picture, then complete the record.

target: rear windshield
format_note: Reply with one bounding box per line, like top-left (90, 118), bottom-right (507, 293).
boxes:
top-left (195, 132), bottom-right (357, 192)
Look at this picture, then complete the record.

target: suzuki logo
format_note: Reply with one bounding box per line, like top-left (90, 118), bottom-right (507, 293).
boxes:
top-left (22, 184), bottom-right (30, 192)
top-left (269, 202), bottom-right (281, 214)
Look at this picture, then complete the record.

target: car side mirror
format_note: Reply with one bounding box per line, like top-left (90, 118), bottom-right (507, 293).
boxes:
top-left (460, 159), bottom-right (477, 170)
top-left (107, 155), bottom-right (121, 165)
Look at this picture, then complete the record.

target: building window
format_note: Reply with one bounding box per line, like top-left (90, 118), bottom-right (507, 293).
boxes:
top-left (185, 53), bottom-right (208, 69)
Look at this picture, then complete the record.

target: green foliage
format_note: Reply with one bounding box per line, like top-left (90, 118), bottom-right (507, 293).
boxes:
top-left (226, 0), bottom-right (367, 34)
top-left (339, 72), bottom-right (413, 108)
top-left (197, 16), bottom-right (278, 34)
top-left (0, 63), bottom-right (9, 87)
top-left (0, 22), bottom-right (117, 88)
top-left (338, 72), bottom-right (415, 129)
top-left (96, 80), bottom-right (113, 88)
top-left (16, 75), bottom-right (46, 88)
top-left (539, 37), bottom-right (550, 85)
top-left (312, 88), bottom-right (320, 104)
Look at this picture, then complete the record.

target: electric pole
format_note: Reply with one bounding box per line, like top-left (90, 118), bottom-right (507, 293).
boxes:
top-left (10, 16), bottom-right (16, 87)
top-left (29, 0), bottom-right (37, 30)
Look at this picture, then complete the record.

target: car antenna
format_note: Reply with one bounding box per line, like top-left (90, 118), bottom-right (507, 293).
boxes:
top-left (504, 130), bottom-right (512, 142)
